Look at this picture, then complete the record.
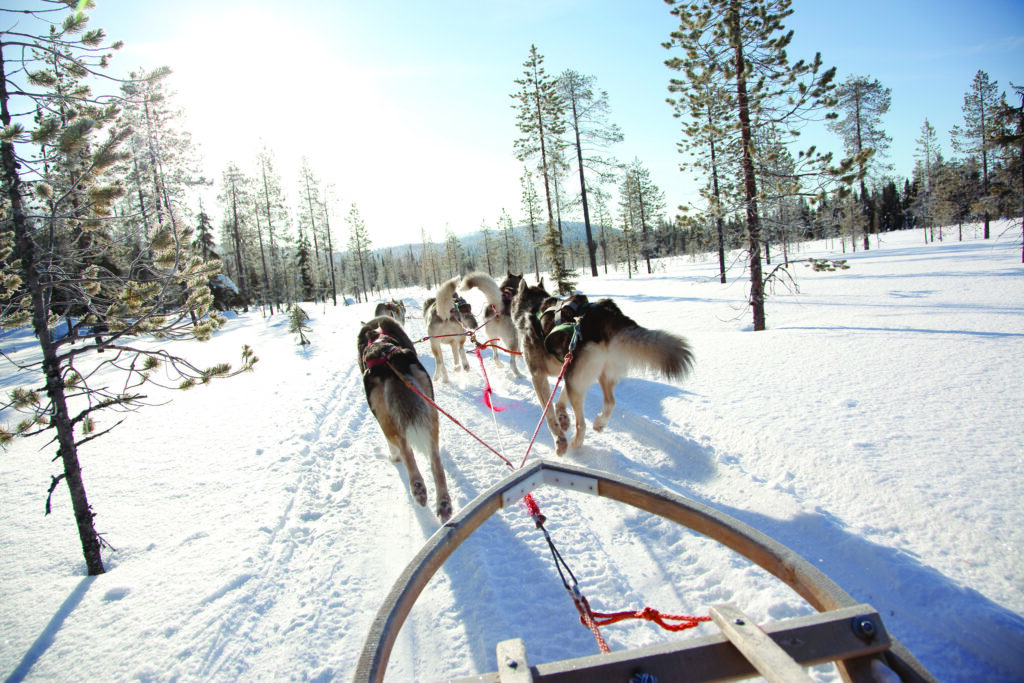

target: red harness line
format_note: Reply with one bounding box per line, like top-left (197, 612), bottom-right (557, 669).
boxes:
top-left (384, 359), bottom-right (516, 470)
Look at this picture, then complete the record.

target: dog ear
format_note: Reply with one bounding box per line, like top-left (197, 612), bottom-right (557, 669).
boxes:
top-left (538, 277), bottom-right (545, 290)
top-left (517, 278), bottom-right (528, 295)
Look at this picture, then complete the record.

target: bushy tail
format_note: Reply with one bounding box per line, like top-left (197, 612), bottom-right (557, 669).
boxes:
top-left (432, 276), bottom-right (461, 321)
top-left (616, 326), bottom-right (694, 380)
top-left (460, 271), bottom-right (503, 309)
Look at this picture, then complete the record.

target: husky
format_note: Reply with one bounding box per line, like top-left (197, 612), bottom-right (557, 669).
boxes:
top-left (358, 315), bottom-right (452, 521)
top-left (374, 299), bottom-right (406, 326)
top-left (422, 276), bottom-right (479, 383)
top-left (459, 271), bottom-right (523, 378)
top-left (511, 278), bottom-right (694, 455)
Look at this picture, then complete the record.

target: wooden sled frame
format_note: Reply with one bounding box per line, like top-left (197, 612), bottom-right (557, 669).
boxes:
top-left (354, 460), bottom-right (935, 682)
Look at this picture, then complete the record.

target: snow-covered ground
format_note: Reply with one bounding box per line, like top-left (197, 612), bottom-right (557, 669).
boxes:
top-left (2, 223), bottom-right (1023, 682)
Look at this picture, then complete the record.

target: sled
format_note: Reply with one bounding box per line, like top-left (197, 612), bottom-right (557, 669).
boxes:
top-left (355, 460), bottom-right (936, 682)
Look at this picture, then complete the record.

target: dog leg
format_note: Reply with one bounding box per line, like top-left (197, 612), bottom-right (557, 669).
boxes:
top-left (594, 373), bottom-right (617, 433)
top-left (566, 381), bottom-right (588, 449)
top-left (508, 352), bottom-right (523, 378)
top-left (397, 440), bottom-right (428, 507)
top-left (457, 340), bottom-right (471, 371)
top-left (555, 391), bottom-right (572, 432)
top-left (528, 372), bottom-right (567, 456)
top-left (430, 341), bottom-right (449, 383)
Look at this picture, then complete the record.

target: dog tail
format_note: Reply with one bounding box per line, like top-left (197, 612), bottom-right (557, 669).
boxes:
top-left (432, 276), bottom-right (461, 321)
top-left (615, 326), bottom-right (694, 380)
top-left (460, 271), bottom-right (502, 310)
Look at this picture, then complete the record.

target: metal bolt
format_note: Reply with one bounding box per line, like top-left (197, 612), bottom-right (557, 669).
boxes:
top-left (852, 616), bottom-right (878, 642)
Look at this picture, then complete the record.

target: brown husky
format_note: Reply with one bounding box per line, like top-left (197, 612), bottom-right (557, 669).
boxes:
top-left (358, 315), bottom-right (452, 521)
top-left (422, 276), bottom-right (479, 383)
top-left (511, 278), bottom-right (694, 455)
top-left (459, 271), bottom-right (523, 378)
top-left (373, 299), bottom-right (406, 326)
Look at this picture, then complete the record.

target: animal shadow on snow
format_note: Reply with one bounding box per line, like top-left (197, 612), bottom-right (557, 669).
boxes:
top-left (564, 377), bottom-right (716, 485)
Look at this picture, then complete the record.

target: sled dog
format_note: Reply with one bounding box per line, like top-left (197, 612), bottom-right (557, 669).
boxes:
top-left (511, 278), bottom-right (694, 455)
top-left (374, 299), bottom-right (406, 326)
top-left (460, 271), bottom-right (523, 378)
top-left (422, 276), bottom-right (478, 383)
top-left (358, 315), bottom-right (451, 521)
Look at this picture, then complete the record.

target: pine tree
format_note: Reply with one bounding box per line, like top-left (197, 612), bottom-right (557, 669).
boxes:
top-left (255, 145), bottom-right (289, 312)
top-left (217, 162), bottom-right (252, 308)
top-left (951, 70), bottom-right (1002, 239)
top-left (295, 229), bottom-right (315, 301)
top-left (557, 69), bottom-right (623, 277)
top-left (289, 305), bottom-right (311, 345)
top-left (664, 0), bottom-right (837, 331)
top-left (345, 203), bottom-right (371, 302)
top-left (497, 207), bottom-right (521, 273)
top-left (991, 84), bottom-right (1023, 261)
top-left (666, 25), bottom-right (739, 283)
top-left (827, 75), bottom-right (892, 250)
top-left (511, 45), bottom-right (564, 234)
top-left (914, 118), bottom-right (941, 243)
top-left (621, 158), bottom-right (665, 274)
top-left (519, 168), bottom-right (543, 278)
top-left (0, 3), bottom-right (255, 575)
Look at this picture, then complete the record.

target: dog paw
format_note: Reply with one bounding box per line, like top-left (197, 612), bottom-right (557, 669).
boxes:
top-left (557, 410), bottom-right (571, 431)
top-left (555, 436), bottom-right (568, 456)
top-left (593, 417), bottom-right (607, 432)
top-left (437, 497), bottom-right (453, 522)
top-left (411, 480), bottom-right (428, 507)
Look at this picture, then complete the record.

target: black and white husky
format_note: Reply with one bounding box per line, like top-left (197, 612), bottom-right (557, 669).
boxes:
top-left (460, 271), bottom-right (523, 378)
top-left (422, 276), bottom-right (478, 383)
top-left (511, 278), bottom-right (694, 455)
top-left (358, 315), bottom-right (452, 521)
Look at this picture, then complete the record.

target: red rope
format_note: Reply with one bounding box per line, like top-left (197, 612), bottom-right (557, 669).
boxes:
top-left (473, 344), bottom-right (505, 412)
top-left (519, 351), bottom-right (572, 469)
top-left (385, 360), bottom-right (515, 470)
top-left (590, 606), bottom-right (711, 631)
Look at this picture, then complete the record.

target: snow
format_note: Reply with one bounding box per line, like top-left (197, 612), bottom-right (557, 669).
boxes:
top-left (2, 223), bottom-right (1023, 682)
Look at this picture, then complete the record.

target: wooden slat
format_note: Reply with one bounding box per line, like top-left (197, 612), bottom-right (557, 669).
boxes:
top-left (710, 603), bottom-right (813, 683)
top-left (452, 603), bottom-right (893, 683)
top-left (496, 638), bottom-right (533, 683)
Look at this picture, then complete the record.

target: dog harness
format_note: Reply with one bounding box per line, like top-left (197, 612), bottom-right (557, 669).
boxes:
top-left (364, 329), bottom-right (399, 368)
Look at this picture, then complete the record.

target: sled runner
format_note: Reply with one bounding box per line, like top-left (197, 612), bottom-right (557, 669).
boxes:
top-left (355, 460), bottom-right (936, 683)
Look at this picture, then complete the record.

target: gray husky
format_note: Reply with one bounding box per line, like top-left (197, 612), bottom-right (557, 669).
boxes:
top-left (358, 315), bottom-right (452, 521)
top-left (511, 278), bottom-right (694, 455)
top-left (374, 299), bottom-right (406, 326)
top-left (422, 276), bottom-right (479, 383)
top-left (460, 271), bottom-right (523, 378)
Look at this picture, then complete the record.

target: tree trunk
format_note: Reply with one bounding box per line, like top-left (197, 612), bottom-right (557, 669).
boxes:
top-left (572, 108), bottom-right (598, 277)
top-left (730, 3), bottom-right (766, 332)
top-left (0, 111), bottom-right (105, 574)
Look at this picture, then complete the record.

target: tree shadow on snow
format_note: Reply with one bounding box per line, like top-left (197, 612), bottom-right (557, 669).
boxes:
top-left (5, 576), bottom-right (96, 683)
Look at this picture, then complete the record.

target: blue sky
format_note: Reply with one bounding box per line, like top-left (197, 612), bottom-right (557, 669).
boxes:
top-left (13, 0), bottom-right (1024, 247)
